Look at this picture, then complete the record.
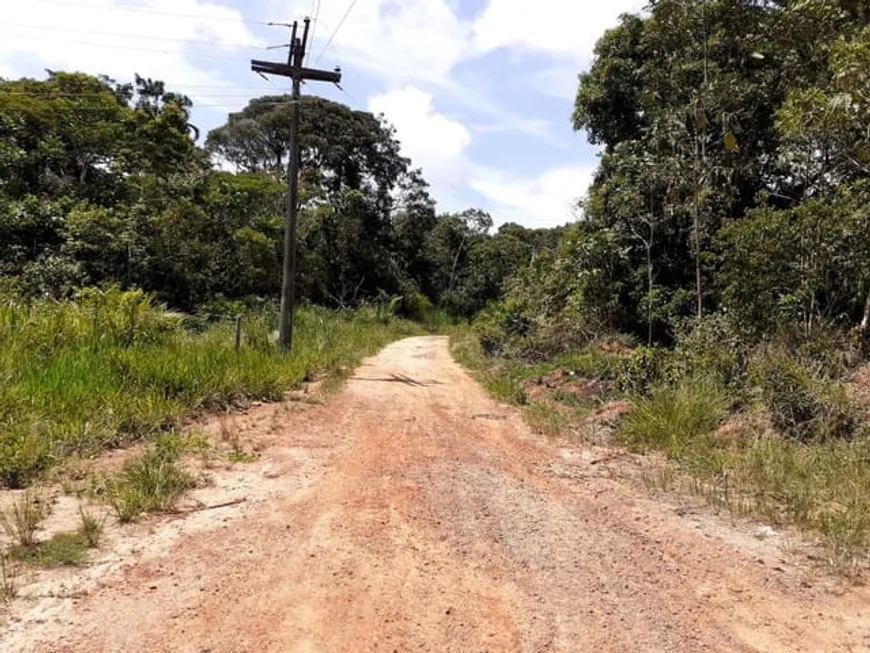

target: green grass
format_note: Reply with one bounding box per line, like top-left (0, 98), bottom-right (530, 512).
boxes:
top-left (617, 378), bottom-right (730, 457)
top-left (0, 288), bottom-right (423, 488)
top-left (451, 332), bottom-right (527, 405)
top-left (12, 531), bottom-right (90, 567)
top-left (107, 449), bottom-right (196, 523)
top-left (669, 429), bottom-right (870, 577)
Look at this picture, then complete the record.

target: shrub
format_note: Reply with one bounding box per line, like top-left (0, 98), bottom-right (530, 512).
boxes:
top-left (671, 313), bottom-right (752, 394)
top-left (474, 299), bottom-right (533, 356)
top-left (753, 353), bottom-right (858, 442)
top-left (617, 378), bottom-right (729, 456)
top-left (616, 346), bottom-right (672, 396)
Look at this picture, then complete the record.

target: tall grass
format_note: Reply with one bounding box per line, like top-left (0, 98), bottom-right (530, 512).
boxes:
top-left (0, 287), bottom-right (421, 488)
top-left (617, 378), bottom-right (730, 456)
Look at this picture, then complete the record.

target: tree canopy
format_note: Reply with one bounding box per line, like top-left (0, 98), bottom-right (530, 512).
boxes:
top-left (0, 72), bottom-right (556, 316)
top-left (496, 0), bottom-right (870, 348)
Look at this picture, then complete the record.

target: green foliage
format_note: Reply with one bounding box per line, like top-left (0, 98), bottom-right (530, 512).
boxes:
top-left (616, 346), bottom-right (671, 396)
top-left (617, 378), bottom-right (729, 456)
top-left (0, 288), bottom-right (422, 487)
top-left (107, 448), bottom-right (196, 523)
top-left (670, 314), bottom-right (752, 396)
top-left (1, 72), bottom-right (548, 317)
top-left (13, 532), bottom-right (90, 567)
top-left (751, 352), bottom-right (858, 442)
top-left (718, 188), bottom-right (870, 334)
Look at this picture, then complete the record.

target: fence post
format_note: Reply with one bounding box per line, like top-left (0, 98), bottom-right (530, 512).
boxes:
top-left (235, 315), bottom-right (242, 352)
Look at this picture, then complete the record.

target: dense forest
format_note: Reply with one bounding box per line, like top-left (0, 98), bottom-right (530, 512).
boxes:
top-left (479, 0), bottom-right (870, 355)
top-left (0, 73), bottom-right (559, 318)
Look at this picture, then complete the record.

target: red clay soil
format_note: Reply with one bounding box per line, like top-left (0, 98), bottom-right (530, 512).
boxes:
top-left (4, 336), bottom-right (870, 652)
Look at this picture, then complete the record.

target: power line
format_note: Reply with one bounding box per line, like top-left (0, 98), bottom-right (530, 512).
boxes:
top-left (0, 93), bottom-right (283, 98)
top-left (4, 22), bottom-right (267, 50)
top-left (0, 100), bottom-right (300, 112)
top-left (316, 0), bottom-right (359, 64)
top-left (32, 0), bottom-right (271, 25)
top-left (309, 0), bottom-right (322, 57)
top-left (3, 34), bottom-right (245, 61)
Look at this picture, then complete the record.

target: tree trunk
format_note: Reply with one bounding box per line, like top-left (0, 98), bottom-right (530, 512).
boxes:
top-left (647, 242), bottom-right (654, 345)
top-left (861, 286), bottom-right (870, 358)
top-left (693, 186), bottom-right (703, 319)
top-left (862, 285), bottom-right (870, 333)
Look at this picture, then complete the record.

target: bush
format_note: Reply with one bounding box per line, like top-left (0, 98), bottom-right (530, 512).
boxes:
top-left (616, 346), bottom-right (672, 396)
top-left (671, 314), bottom-right (752, 394)
top-left (753, 353), bottom-right (858, 442)
top-left (617, 378), bottom-right (729, 456)
top-left (473, 298), bottom-right (533, 356)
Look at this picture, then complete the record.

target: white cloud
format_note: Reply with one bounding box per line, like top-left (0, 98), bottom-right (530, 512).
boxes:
top-left (525, 65), bottom-right (581, 103)
top-left (369, 86), bottom-right (471, 211)
top-left (473, 0), bottom-right (645, 66)
top-left (281, 0), bottom-right (469, 85)
top-left (0, 0), bottom-right (265, 109)
top-left (469, 163), bottom-right (596, 229)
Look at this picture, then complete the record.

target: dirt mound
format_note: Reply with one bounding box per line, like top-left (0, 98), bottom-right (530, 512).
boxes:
top-left (526, 369), bottom-right (616, 401)
top-left (597, 339), bottom-right (635, 355)
top-left (578, 400), bottom-right (634, 445)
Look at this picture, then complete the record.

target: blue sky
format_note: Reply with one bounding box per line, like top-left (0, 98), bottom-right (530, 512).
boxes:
top-left (1, 0), bottom-right (644, 228)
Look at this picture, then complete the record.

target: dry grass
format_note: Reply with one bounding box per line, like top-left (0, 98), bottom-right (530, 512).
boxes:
top-left (0, 548), bottom-right (20, 601)
top-left (78, 504), bottom-right (104, 548)
top-left (0, 488), bottom-right (49, 547)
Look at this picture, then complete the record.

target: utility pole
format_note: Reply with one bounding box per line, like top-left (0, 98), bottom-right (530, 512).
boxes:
top-left (252, 18), bottom-right (342, 351)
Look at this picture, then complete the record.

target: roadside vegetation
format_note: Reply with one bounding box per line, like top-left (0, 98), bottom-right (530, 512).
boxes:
top-left (0, 287), bottom-right (422, 489)
top-left (455, 0), bottom-right (870, 578)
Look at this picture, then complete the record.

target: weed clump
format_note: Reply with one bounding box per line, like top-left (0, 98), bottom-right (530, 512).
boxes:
top-left (108, 448), bottom-right (196, 523)
top-left (617, 378), bottom-right (729, 456)
top-left (78, 505), bottom-right (104, 548)
top-left (0, 488), bottom-right (49, 547)
top-left (753, 353), bottom-right (858, 442)
top-left (0, 549), bottom-right (20, 601)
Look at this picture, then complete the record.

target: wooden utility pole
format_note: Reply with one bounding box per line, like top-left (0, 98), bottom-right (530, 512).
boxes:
top-left (252, 19), bottom-right (342, 351)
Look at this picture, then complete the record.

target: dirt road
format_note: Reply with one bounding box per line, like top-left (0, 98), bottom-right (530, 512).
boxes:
top-left (5, 336), bottom-right (870, 652)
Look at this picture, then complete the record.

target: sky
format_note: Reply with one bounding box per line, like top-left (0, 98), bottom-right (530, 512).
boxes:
top-left (0, 0), bottom-right (646, 228)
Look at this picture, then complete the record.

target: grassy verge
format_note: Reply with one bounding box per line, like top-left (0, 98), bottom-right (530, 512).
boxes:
top-left (626, 405), bottom-right (870, 577)
top-left (453, 329), bottom-right (870, 577)
top-left (451, 331), bottom-right (616, 434)
top-left (0, 288), bottom-right (422, 488)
